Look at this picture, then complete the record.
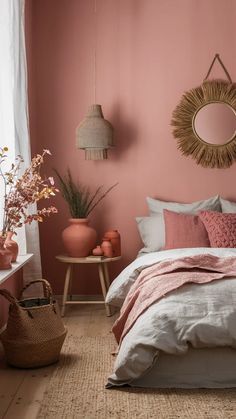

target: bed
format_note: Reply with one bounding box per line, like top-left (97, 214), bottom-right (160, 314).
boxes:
top-left (105, 247), bottom-right (236, 389)
top-left (105, 195), bottom-right (236, 388)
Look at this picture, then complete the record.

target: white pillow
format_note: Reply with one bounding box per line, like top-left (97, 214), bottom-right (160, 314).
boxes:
top-left (136, 196), bottom-right (221, 253)
top-left (136, 215), bottom-right (163, 254)
top-left (220, 197), bottom-right (236, 213)
top-left (146, 195), bottom-right (221, 215)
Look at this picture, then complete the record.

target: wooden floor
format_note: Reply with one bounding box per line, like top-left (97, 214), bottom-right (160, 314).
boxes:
top-left (0, 304), bottom-right (116, 419)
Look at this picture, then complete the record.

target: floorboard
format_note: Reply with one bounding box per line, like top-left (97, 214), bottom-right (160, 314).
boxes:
top-left (0, 304), bottom-right (117, 419)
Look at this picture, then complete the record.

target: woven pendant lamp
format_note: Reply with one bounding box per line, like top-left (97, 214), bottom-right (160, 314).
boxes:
top-left (76, 104), bottom-right (114, 160)
top-left (76, 1), bottom-right (114, 160)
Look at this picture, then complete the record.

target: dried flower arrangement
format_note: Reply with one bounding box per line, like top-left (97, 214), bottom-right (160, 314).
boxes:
top-left (0, 147), bottom-right (58, 239)
top-left (54, 168), bottom-right (117, 218)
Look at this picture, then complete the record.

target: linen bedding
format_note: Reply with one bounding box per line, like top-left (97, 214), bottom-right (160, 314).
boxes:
top-left (105, 248), bottom-right (236, 388)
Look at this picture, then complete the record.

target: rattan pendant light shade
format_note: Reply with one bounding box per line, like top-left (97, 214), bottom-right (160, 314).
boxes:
top-left (76, 104), bottom-right (114, 160)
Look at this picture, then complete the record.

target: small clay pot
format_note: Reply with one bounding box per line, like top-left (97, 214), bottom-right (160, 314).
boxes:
top-left (104, 230), bottom-right (121, 256)
top-left (92, 246), bottom-right (103, 256)
top-left (101, 238), bottom-right (113, 258)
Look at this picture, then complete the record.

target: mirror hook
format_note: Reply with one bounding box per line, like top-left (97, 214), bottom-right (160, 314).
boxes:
top-left (204, 53), bottom-right (232, 83)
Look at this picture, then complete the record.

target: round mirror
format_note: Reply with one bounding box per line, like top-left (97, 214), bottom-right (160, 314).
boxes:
top-left (193, 103), bottom-right (236, 145)
top-left (171, 79), bottom-right (236, 168)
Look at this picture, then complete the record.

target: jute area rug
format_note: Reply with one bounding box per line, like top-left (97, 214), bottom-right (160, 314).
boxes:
top-left (38, 334), bottom-right (236, 419)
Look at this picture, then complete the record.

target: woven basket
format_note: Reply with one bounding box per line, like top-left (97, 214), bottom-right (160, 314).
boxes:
top-left (0, 279), bottom-right (67, 368)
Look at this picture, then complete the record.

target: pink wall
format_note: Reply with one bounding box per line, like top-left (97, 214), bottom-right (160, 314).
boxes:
top-left (25, 0), bottom-right (236, 295)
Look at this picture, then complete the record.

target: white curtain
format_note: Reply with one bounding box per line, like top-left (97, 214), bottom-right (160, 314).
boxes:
top-left (0, 0), bottom-right (42, 286)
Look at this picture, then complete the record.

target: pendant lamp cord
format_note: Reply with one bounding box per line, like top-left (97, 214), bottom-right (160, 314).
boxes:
top-left (204, 53), bottom-right (232, 83)
top-left (93, 0), bottom-right (97, 104)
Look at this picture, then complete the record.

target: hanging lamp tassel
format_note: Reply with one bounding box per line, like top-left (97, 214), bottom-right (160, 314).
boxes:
top-left (85, 149), bottom-right (108, 160)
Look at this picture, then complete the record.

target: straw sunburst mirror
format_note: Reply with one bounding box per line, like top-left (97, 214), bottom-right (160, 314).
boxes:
top-left (171, 55), bottom-right (236, 169)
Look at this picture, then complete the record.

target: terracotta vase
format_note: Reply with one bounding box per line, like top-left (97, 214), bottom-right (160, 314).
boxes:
top-left (104, 230), bottom-right (121, 256)
top-left (4, 232), bottom-right (19, 262)
top-left (0, 237), bottom-right (12, 270)
top-left (62, 218), bottom-right (97, 257)
top-left (101, 238), bottom-right (113, 258)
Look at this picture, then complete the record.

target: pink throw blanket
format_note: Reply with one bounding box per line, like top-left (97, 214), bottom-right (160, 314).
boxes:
top-left (112, 254), bottom-right (236, 344)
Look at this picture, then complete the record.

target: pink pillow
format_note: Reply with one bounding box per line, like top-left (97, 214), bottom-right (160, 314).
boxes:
top-left (163, 209), bottom-right (210, 250)
top-left (199, 210), bottom-right (236, 248)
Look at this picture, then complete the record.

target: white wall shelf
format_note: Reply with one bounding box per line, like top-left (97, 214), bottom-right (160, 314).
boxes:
top-left (0, 254), bottom-right (33, 286)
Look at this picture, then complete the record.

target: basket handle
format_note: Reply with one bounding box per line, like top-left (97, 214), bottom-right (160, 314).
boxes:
top-left (20, 279), bottom-right (53, 301)
top-left (0, 289), bottom-right (19, 306)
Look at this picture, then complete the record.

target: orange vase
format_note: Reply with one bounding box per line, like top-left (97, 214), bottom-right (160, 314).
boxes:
top-left (4, 232), bottom-right (19, 263)
top-left (104, 230), bottom-right (121, 256)
top-left (0, 237), bottom-right (12, 270)
top-left (62, 218), bottom-right (97, 257)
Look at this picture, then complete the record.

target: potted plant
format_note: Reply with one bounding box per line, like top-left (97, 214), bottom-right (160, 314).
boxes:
top-left (0, 147), bottom-right (58, 268)
top-left (55, 169), bottom-right (117, 257)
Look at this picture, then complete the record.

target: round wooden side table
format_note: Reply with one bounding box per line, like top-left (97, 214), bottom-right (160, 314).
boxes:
top-left (56, 255), bottom-right (121, 317)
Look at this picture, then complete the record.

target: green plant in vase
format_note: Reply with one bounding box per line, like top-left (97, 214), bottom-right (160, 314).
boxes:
top-left (54, 168), bottom-right (117, 257)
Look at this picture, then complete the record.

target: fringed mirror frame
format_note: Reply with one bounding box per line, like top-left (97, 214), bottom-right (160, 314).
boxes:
top-left (171, 55), bottom-right (236, 169)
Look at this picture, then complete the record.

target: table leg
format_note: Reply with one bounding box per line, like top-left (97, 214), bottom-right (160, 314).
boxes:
top-left (98, 263), bottom-right (111, 317)
top-left (68, 264), bottom-right (73, 300)
top-left (61, 264), bottom-right (72, 317)
top-left (102, 263), bottom-right (110, 291)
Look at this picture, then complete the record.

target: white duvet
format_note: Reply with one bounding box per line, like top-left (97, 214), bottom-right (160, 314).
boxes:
top-left (106, 248), bottom-right (236, 387)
